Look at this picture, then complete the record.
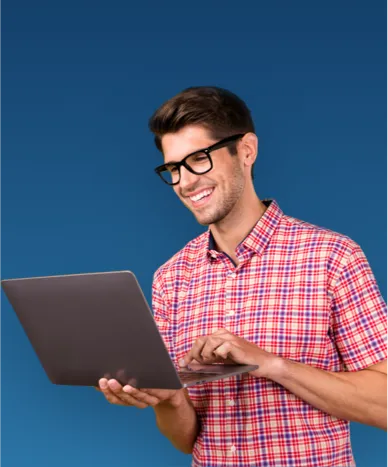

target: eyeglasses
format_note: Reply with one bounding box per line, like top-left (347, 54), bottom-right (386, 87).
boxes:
top-left (154, 133), bottom-right (245, 186)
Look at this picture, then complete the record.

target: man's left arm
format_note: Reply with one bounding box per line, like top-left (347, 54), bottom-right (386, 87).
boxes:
top-left (268, 242), bottom-right (387, 430)
top-left (180, 243), bottom-right (387, 430)
top-left (268, 356), bottom-right (387, 430)
top-left (180, 332), bottom-right (387, 431)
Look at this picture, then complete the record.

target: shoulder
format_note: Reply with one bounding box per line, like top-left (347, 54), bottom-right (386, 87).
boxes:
top-left (152, 230), bottom-right (207, 294)
top-left (279, 212), bottom-right (359, 254)
top-left (277, 212), bottom-right (363, 281)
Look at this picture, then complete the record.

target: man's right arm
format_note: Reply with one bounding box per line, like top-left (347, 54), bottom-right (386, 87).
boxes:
top-left (151, 275), bottom-right (200, 453)
top-left (153, 388), bottom-right (199, 454)
top-left (97, 379), bottom-right (199, 454)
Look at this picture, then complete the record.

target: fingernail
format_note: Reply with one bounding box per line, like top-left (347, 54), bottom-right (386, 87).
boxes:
top-left (179, 359), bottom-right (186, 367)
top-left (99, 379), bottom-right (107, 389)
top-left (123, 385), bottom-right (132, 393)
top-left (108, 379), bottom-right (119, 389)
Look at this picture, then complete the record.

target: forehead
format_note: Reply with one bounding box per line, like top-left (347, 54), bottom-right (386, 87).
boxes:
top-left (161, 125), bottom-right (215, 164)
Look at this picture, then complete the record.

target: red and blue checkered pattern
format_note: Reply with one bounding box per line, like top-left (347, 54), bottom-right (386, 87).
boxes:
top-left (152, 199), bottom-right (387, 467)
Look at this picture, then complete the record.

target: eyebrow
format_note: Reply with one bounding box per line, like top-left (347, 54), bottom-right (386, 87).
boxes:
top-left (164, 146), bottom-right (210, 165)
top-left (164, 143), bottom-right (214, 166)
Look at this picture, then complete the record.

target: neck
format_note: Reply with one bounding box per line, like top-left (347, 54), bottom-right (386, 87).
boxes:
top-left (209, 184), bottom-right (268, 260)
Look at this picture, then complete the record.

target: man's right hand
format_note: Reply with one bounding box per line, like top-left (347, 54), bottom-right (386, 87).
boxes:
top-left (96, 378), bottom-right (184, 409)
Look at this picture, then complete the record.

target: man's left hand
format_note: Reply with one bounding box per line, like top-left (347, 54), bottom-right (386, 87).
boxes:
top-left (179, 328), bottom-right (281, 379)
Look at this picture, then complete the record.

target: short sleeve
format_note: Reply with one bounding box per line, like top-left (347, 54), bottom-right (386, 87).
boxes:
top-left (152, 277), bottom-right (177, 364)
top-left (330, 244), bottom-right (387, 371)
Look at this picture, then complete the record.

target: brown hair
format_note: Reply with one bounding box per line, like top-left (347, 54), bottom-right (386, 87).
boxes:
top-left (148, 86), bottom-right (256, 180)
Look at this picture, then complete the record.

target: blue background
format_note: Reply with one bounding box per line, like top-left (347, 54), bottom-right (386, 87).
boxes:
top-left (2, 1), bottom-right (386, 466)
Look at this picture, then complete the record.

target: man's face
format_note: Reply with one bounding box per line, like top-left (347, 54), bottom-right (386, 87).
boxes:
top-left (161, 126), bottom-right (246, 226)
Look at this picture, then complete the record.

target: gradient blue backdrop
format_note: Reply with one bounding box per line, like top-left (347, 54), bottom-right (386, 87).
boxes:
top-left (2, 1), bottom-right (387, 466)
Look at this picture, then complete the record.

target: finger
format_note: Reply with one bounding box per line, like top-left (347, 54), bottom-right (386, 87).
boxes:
top-left (180, 336), bottom-right (207, 366)
top-left (213, 328), bottom-right (230, 335)
top-left (107, 380), bottom-right (149, 409)
top-left (191, 337), bottom-right (210, 364)
top-left (213, 341), bottom-right (233, 359)
top-left (99, 379), bottom-right (144, 408)
top-left (102, 391), bottom-right (127, 406)
top-left (123, 386), bottom-right (160, 407)
top-left (99, 383), bottom-right (128, 406)
top-left (139, 388), bottom-right (177, 400)
top-left (201, 336), bottom-right (223, 360)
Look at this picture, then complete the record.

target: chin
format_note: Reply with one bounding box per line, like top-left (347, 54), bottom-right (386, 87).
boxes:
top-left (191, 213), bottom-right (208, 226)
top-left (195, 211), bottom-right (223, 226)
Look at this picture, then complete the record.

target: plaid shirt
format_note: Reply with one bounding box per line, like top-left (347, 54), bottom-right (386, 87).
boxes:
top-left (152, 199), bottom-right (387, 467)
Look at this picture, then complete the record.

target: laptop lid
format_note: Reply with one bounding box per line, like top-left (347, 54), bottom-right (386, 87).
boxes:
top-left (1, 271), bottom-right (258, 389)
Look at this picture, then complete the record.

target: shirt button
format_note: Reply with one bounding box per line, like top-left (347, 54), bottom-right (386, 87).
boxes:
top-left (229, 272), bottom-right (237, 278)
top-left (230, 445), bottom-right (236, 453)
top-left (227, 399), bottom-right (235, 406)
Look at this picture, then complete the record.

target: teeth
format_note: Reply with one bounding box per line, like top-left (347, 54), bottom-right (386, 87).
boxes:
top-left (190, 188), bottom-right (213, 202)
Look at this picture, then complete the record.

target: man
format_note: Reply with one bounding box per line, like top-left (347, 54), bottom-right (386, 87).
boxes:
top-left (97, 87), bottom-right (387, 467)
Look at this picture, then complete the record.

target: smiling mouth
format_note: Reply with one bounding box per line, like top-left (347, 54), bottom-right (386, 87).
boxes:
top-left (187, 187), bottom-right (215, 207)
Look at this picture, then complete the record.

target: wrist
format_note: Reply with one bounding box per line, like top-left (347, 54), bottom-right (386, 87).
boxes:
top-left (265, 355), bottom-right (287, 381)
top-left (251, 354), bottom-right (286, 381)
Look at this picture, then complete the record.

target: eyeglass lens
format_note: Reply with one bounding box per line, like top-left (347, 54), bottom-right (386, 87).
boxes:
top-left (160, 152), bottom-right (211, 185)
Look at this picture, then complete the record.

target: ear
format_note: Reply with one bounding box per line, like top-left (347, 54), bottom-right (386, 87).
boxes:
top-left (240, 132), bottom-right (258, 170)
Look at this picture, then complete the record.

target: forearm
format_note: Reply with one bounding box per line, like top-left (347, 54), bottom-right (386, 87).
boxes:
top-left (269, 358), bottom-right (387, 430)
top-left (154, 389), bottom-right (199, 454)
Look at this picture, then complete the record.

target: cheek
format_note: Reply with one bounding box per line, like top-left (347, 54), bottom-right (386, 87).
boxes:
top-left (174, 187), bottom-right (183, 199)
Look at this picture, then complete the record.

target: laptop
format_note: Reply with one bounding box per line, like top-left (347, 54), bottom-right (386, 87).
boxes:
top-left (1, 271), bottom-right (258, 389)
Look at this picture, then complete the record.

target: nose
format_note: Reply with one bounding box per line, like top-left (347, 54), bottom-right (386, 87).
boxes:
top-left (179, 165), bottom-right (201, 191)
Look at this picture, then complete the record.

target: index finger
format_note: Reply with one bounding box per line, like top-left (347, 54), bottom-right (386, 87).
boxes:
top-left (180, 336), bottom-right (207, 367)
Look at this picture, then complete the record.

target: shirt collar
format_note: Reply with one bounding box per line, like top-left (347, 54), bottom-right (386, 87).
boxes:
top-left (205, 198), bottom-right (283, 262)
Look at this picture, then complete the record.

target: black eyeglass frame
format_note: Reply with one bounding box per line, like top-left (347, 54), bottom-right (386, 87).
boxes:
top-left (154, 133), bottom-right (245, 186)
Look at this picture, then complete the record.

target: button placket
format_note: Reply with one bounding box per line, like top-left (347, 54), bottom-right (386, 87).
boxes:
top-left (225, 270), bottom-right (238, 317)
